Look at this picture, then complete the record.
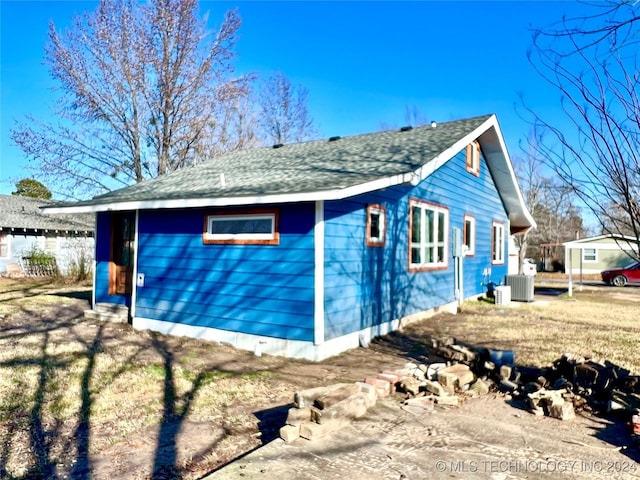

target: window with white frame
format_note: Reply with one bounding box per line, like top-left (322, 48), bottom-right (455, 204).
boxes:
top-left (583, 248), bottom-right (597, 262)
top-left (463, 214), bottom-right (475, 256)
top-left (45, 237), bottom-right (58, 253)
top-left (0, 233), bottom-right (8, 258)
top-left (203, 210), bottom-right (279, 245)
top-left (409, 199), bottom-right (448, 270)
top-left (492, 221), bottom-right (505, 264)
top-left (466, 141), bottom-right (481, 176)
top-left (366, 204), bottom-right (386, 247)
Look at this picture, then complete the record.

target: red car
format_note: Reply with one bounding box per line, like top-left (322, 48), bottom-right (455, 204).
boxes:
top-left (601, 262), bottom-right (640, 287)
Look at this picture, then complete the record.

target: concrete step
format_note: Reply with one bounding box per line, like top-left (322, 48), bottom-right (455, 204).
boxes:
top-left (95, 302), bottom-right (130, 316)
top-left (84, 309), bottom-right (128, 323)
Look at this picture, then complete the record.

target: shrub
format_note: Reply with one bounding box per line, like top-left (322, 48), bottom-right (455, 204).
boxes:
top-left (21, 245), bottom-right (59, 277)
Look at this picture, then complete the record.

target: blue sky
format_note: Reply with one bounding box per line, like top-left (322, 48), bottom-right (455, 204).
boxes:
top-left (0, 0), bottom-right (586, 197)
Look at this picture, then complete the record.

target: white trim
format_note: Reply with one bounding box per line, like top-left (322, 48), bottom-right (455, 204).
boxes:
top-left (130, 210), bottom-right (140, 319)
top-left (132, 300), bottom-right (458, 361)
top-left (409, 199), bottom-right (449, 268)
top-left (582, 247), bottom-right (598, 263)
top-left (564, 241), bottom-right (639, 251)
top-left (492, 221), bottom-right (506, 265)
top-left (205, 213), bottom-right (275, 241)
top-left (91, 215), bottom-right (97, 309)
top-left (463, 214), bottom-right (475, 256)
top-left (563, 234), bottom-right (638, 246)
top-left (41, 173), bottom-right (412, 214)
top-left (0, 232), bottom-right (10, 259)
top-left (314, 200), bottom-right (325, 346)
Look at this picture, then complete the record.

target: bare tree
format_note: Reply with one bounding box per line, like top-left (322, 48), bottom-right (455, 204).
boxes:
top-left (11, 0), bottom-right (246, 198)
top-left (526, 0), bottom-right (640, 257)
top-left (380, 105), bottom-right (430, 131)
top-left (257, 71), bottom-right (316, 145)
top-left (514, 134), bottom-right (587, 272)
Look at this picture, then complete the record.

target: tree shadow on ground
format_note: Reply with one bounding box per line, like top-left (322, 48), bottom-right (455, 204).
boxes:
top-left (51, 289), bottom-right (92, 303)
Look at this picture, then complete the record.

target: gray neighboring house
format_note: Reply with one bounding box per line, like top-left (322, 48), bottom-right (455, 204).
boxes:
top-left (0, 194), bottom-right (94, 275)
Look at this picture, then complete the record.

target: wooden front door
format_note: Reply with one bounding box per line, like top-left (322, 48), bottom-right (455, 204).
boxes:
top-left (109, 211), bottom-right (135, 296)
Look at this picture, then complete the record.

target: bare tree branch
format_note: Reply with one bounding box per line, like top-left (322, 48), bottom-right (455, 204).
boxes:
top-left (526, 0), bottom-right (640, 258)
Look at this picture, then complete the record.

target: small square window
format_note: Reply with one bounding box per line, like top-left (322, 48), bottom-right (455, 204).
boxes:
top-left (466, 141), bottom-right (481, 176)
top-left (203, 210), bottom-right (279, 245)
top-left (583, 248), bottom-right (597, 262)
top-left (463, 214), bottom-right (475, 256)
top-left (366, 205), bottom-right (386, 247)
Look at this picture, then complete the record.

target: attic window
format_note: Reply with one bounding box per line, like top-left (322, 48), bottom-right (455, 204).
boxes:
top-left (273, 144), bottom-right (284, 149)
top-left (400, 126), bottom-right (413, 132)
top-left (329, 136), bottom-right (341, 142)
top-left (203, 209), bottom-right (280, 245)
top-left (466, 141), bottom-right (481, 176)
top-left (366, 204), bottom-right (386, 247)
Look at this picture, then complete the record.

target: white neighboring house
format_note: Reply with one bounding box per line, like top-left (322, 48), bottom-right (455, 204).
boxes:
top-left (0, 194), bottom-right (94, 276)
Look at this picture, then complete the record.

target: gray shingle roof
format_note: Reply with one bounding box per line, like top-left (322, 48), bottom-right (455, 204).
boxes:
top-left (67, 115), bottom-right (493, 205)
top-left (0, 195), bottom-right (94, 233)
top-left (42, 113), bottom-right (535, 233)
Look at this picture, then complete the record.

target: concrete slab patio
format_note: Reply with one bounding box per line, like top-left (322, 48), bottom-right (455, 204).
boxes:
top-left (204, 394), bottom-right (640, 480)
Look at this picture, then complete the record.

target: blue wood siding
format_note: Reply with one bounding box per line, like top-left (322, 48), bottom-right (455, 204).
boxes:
top-left (323, 147), bottom-right (508, 340)
top-left (134, 204), bottom-right (315, 341)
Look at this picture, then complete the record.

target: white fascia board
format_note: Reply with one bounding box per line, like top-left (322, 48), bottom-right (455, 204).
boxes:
top-left (563, 234), bottom-right (637, 246)
top-left (563, 242), bottom-right (638, 251)
top-left (314, 200), bottom-right (325, 346)
top-left (476, 116), bottom-right (537, 232)
top-left (41, 172), bottom-right (411, 214)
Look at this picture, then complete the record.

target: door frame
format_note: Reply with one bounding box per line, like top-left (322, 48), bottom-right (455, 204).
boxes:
top-left (108, 210), bottom-right (137, 302)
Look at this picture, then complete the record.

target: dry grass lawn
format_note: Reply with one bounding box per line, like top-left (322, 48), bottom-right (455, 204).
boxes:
top-left (0, 278), bottom-right (639, 479)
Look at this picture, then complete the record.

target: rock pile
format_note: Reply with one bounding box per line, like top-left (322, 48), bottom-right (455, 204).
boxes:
top-left (280, 335), bottom-right (640, 442)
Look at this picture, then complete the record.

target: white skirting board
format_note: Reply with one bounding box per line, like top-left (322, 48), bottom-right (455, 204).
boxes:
top-left (132, 301), bottom-right (458, 362)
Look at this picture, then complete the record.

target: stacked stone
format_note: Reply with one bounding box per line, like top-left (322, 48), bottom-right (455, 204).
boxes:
top-left (280, 382), bottom-right (377, 442)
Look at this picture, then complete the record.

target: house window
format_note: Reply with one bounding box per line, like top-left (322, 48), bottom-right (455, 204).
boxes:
top-left (366, 204), bottom-right (386, 247)
top-left (466, 141), bottom-right (481, 176)
top-left (463, 214), bottom-right (475, 256)
top-left (583, 248), bottom-right (597, 262)
top-left (0, 233), bottom-right (8, 258)
top-left (409, 199), bottom-right (448, 270)
top-left (203, 209), bottom-right (279, 245)
top-left (45, 237), bottom-right (58, 253)
top-left (492, 221), bottom-right (505, 264)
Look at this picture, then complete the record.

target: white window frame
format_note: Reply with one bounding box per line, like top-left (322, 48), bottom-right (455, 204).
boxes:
top-left (45, 236), bottom-right (58, 253)
top-left (366, 204), bottom-right (386, 247)
top-left (466, 141), bottom-right (481, 176)
top-left (463, 214), bottom-right (475, 256)
top-left (492, 221), bottom-right (505, 265)
top-left (0, 233), bottom-right (9, 258)
top-left (203, 210), bottom-right (279, 245)
top-left (582, 247), bottom-right (597, 262)
top-left (409, 199), bottom-right (449, 271)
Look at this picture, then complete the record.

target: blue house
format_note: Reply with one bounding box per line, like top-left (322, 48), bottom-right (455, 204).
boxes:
top-left (45, 114), bottom-right (535, 360)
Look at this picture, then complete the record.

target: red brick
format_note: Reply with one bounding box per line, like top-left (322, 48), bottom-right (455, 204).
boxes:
top-left (365, 377), bottom-right (392, 395)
